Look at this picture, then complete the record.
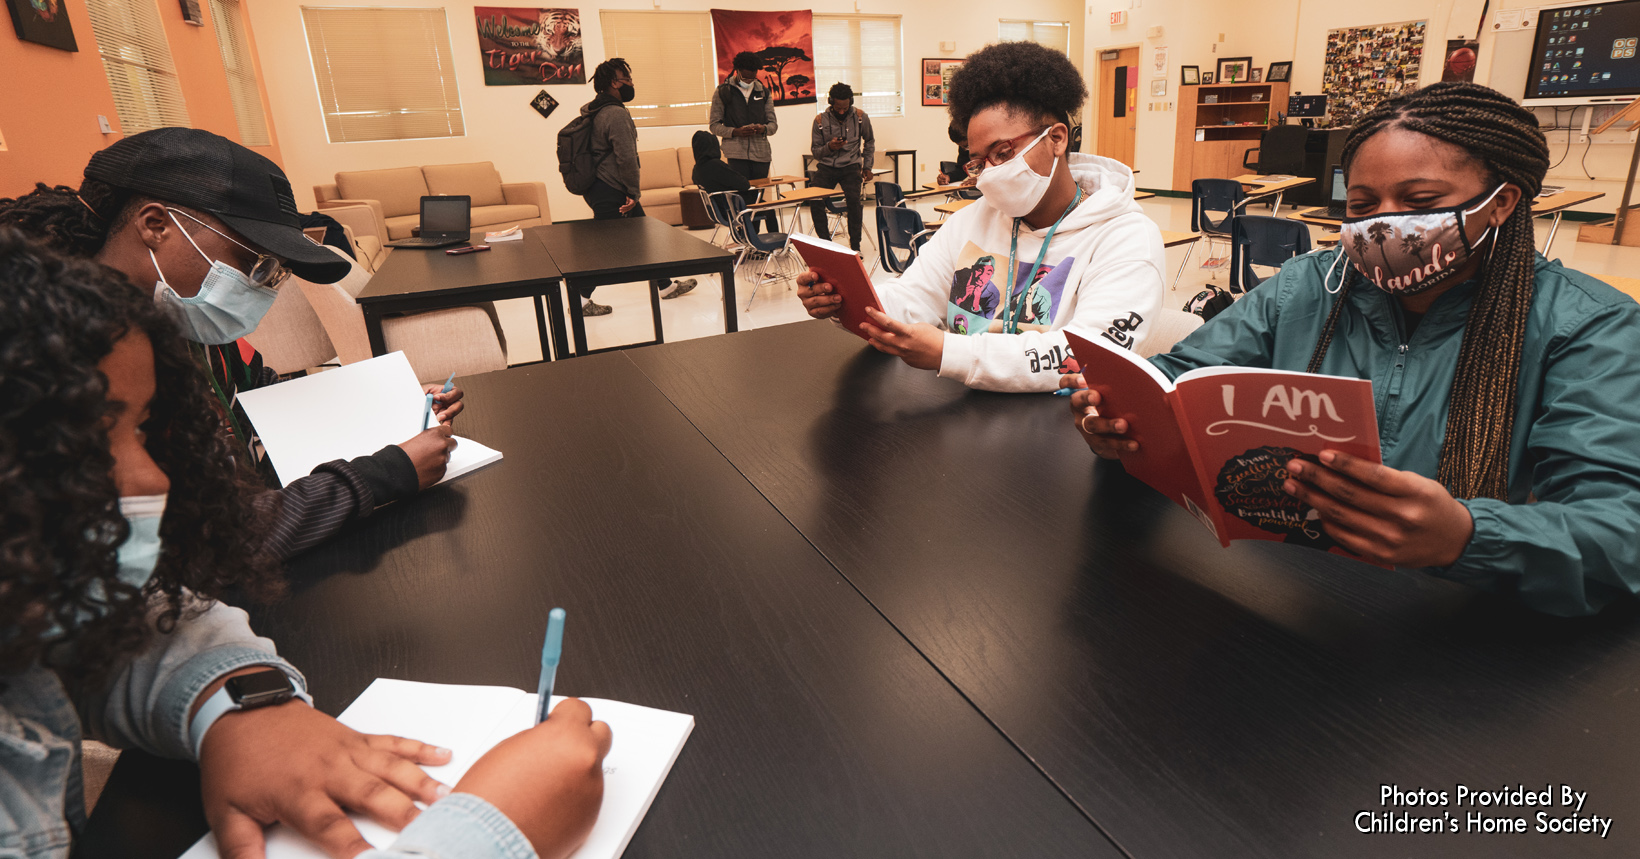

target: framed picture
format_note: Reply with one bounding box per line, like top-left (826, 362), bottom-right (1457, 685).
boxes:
top-left (1181, 64), bottom-right (1199, 85)
top-left (6, 0), bottom-right (78, 51)
top-left (1250, 68), bottom-right (1263, 83)
top-left (1216, 57), bottom-right (1252, 84)
top-left (530, 90), bottom-right (560, 120)
top-left (1268, 61), bottom-right (1292, 82)
top-left (922, 57), bottom-right (964, 106)
top-left (1201, 71), bottom-right (1215, 85)
top-left (1150, 78), bottom-right (1167, 97)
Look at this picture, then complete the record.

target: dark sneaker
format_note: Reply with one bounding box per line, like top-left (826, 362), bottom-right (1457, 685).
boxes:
top-left (581, 300), bottom-right (613, 317)
top-left (660, 278), bottom-right (697, 299)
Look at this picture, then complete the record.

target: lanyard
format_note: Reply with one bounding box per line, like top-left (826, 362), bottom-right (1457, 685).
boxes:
top-left (1000, 184), bottom-right (1082, 335)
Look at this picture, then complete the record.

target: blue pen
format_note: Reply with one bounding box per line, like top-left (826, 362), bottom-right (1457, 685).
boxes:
top-left (423, 373), bottom-right (455, 430)
top-left (1053, 387), bottom-right (1082, 396)
top-left (535, 608), bottom-right (566, 724)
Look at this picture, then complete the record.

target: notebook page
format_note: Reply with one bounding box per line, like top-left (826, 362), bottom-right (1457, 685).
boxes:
top-left (235, 352), bottom-right (502, 488)
top-left (180, 681), bottom-right (693, 859)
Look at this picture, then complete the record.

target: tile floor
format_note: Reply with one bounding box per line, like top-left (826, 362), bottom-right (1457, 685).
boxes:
top-left (490, 196), bottom-right (1640, 363)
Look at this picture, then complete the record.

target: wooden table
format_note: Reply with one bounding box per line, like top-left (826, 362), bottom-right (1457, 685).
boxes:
top-left (80, 351), bottom-right (1107, 859)
top-left (1532, 189), bottom-right (1606, 251)
top-left (356, 227), bottom-right (564, 361)
top-left (747, 185), bottom-right (841, 236)
top-left (1232, 173), bottom-right (1316, 216)
top-left (749, 174), bottom-right (805, 194)
top-left (934, 198), bottom-right (976, 216)
top-left (534, 218), bottom-right (736, 357)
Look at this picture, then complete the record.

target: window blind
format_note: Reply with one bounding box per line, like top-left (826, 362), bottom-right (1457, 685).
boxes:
top-left (85, 0), bottom-right (191, 133)
top-left (598, 11), bottom-right (714, 128)
top-left (998, 20), bottom-right (1070, 57)
top-left (301, 7), bottom-right (464, 143)
top-left (208, 0), bottom-right (270, 146)
top-left (813, 15), bottom-right (902, 117)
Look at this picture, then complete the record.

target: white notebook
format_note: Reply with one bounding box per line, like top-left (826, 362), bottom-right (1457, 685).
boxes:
top-left (181, 679), bottom-right (694, 859)
top-left (235, 352), bottom-right (502, 488)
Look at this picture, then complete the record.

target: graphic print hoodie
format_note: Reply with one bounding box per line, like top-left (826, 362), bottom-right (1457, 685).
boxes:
top-left (876, 152), bottom-right (1165, 392)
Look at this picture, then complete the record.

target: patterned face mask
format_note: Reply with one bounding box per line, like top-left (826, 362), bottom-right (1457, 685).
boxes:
top-left (1338, 184), bottom-right (1504, 296)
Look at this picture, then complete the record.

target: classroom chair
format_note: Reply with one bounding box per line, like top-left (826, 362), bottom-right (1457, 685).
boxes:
top-left (712, 192), bottom-right (799, 310)
top-left (1189, 178), bottom-right (1251, 276)
top-left (1242, 125), bottom-right (1309, 176)
top-left (877, 206), bottom-right (936, 275)
top-left (1229, 215), bottom-right (1313, 293)
top-left (875, 181), bottom-right (907, 209)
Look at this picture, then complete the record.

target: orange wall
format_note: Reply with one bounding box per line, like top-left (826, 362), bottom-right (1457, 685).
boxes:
top-left (0, 0), bottom-right (283, 197)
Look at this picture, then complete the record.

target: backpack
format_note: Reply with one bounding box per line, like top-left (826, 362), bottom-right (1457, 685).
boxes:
top-left (557, 103), bottom-right (612, 195)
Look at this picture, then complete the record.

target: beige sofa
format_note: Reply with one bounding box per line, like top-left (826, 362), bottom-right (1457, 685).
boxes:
top-left (315, 162), bottom-right (549, 241)
top-left (638, 147), bottom-right (698, 226)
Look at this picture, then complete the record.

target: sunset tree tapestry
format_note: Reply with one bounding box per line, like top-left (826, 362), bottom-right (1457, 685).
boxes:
top-left (710, 9), bottom-right (816, 106)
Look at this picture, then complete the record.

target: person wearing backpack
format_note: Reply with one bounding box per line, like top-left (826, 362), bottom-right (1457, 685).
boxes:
top-left (565, 58), bottom-right (695, 316)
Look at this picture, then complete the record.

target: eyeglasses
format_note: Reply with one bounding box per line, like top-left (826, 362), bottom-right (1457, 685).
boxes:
top-left (965, 126), bottom-right (1053, 178)
top-left (170, 208), bottom-right (291, 289)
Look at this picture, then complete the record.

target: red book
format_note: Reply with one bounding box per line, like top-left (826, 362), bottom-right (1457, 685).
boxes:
top-left (1066, 330), bottom-right (1383, 559)
top-left (790, 233), bottom-right (884, 340)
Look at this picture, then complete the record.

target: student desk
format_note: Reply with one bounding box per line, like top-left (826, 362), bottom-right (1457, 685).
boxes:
top-left (934, 198), bottom-right (976, 216)
top-left (1160, 229), bottom-right (1202, 289)
top-left (79, 352), bottom-right (1109, 859)
top-left (1232, 174), bottom-right (1316, 216)
top-left (746, 185), bottom-right (840, 237)
top-left (1531, 189), bottom-right (1605, 252)
top-left (355, 227), bottom-right (565, 361)
top-left (627, 321), bottom-right (1640, 859)
top-left (534, 218), bottom-right (737, 357)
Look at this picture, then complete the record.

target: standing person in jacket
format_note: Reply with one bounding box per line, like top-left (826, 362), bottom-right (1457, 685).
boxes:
top-left (709, 51), bottom-right (779, 185)
top-left (578, 57), bottom-right (696, 316)
top-left (0, 128), bottom-right (460, 563)
top-left (691, 130), bottom-right (778, 234)
top-left (1068, 82), bottom-right (1640, 617)
top-left (0, 229), bottom-right (611, 859)
top-left (796, 42), bottom-right (1165, 392)
top-left (806, 83), bottom-right (875, 252)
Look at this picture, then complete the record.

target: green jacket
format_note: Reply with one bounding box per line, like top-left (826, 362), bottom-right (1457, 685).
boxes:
top-left (1151, 249), bottom-right (1640, 616)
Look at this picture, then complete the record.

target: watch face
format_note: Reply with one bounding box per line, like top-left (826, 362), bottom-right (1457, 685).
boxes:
top-left (226, 669), bottom-right (295, 708)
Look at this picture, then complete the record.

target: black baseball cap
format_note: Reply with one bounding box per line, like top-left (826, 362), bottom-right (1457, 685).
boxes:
top-left (84, 128), bottom-right (349, 284)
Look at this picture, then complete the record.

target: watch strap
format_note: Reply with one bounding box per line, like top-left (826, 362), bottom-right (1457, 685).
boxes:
top-left (188, 669), bottom-right (312, 759)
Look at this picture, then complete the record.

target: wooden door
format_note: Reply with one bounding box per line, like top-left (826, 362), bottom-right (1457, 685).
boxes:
top-left (1096, 47), bottom-right (1138, 167)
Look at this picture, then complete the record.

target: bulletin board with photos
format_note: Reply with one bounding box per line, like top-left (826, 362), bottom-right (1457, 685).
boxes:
top-left (1322, 20), bottom-right (1426, 127)
top-left (922, 58), bottom-right (964, 106)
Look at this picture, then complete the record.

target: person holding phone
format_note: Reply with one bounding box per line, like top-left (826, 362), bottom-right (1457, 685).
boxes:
top-left (807, 82), bottom-right (875, 252)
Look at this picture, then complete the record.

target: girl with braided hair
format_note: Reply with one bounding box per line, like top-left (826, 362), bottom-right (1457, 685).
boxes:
top-left (1065, 82), bottom-right (1640, 616)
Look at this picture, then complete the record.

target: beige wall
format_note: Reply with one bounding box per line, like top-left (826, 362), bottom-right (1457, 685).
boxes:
top-left (247, 0), bottom-right (1084, 217)
top-left (1083, 0), bottom-right (1513, 190)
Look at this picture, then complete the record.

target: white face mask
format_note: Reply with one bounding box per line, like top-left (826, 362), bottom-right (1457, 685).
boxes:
top-left (976, 127), bottom-right (1057, 219)
top-left (150, 210), bottom-right (280, 345)
top-left (45, 494), bottom-right (166, 638)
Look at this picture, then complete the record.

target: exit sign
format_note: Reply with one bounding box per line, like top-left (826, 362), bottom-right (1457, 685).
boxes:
top-left (1110, 10), bottom-right (1127, 25)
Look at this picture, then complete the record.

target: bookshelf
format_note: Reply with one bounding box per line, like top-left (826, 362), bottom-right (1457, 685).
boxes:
top-left (1172, 81), bottom-right (1290, 191)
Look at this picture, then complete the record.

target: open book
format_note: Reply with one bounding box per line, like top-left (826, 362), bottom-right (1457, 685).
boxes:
top-left (181, 679), bottom-right (694, 859)
top-left (236, 352), bottom-right (502, 488)
top-left (790, 233), bottom-right (885, 339)
top-left (1066, 331), bottom-right (1382, 557)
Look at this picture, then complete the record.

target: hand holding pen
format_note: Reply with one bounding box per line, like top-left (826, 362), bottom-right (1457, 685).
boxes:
top-left (423, 372), bottom-right (464, 426)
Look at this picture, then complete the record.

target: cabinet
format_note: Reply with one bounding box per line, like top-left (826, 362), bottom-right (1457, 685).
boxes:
top-left (1171, 81), bottom-right (1290, 192)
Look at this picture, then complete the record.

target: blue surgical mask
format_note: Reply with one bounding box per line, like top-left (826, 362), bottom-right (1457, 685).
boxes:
top-left (151, 210), bottom-right (280, 345)
top-left (43, 494), bottom-right (166, 639)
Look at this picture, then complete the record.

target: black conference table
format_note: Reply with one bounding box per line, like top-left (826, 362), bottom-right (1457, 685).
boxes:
top-left (355, 227), bottom-right (565, 360)
top-left (85, 321), bottom-right (1640, 858)
top-left (534, 217), bottom-right (737, 356)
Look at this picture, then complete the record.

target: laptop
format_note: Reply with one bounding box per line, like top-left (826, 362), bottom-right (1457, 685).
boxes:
top-left (1311, 166), bottom-right (1348, 221)
top-left (385, 196), bottom-right (471, 249)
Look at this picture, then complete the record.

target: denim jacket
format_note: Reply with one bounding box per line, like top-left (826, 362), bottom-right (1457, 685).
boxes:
top-left (0, 597), bottom-right (534, 859)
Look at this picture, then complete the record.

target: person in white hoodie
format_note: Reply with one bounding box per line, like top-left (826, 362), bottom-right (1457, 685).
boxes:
top-left (796, 41), bottom-right (1166, 392)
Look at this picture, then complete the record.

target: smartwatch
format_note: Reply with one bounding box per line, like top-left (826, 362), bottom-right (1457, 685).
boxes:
top-left (188, 667), bottom-right (312, 757)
